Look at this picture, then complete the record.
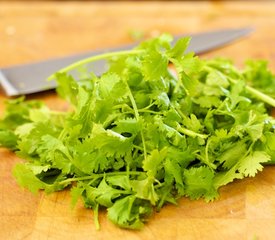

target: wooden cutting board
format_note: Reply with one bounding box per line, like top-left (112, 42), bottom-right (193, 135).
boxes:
top-left (1, 1), bottom-right (275, 239)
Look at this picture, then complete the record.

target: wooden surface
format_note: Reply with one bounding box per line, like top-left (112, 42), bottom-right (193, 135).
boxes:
top-left (1, 1), bottom-right (275, 239)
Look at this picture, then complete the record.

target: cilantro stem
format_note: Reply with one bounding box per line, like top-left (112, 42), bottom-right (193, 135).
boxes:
top-left (204, 139), bottom-right (217, 170)
top-left (227, 76), bottom-right (275, 107)
top-left (94, 204), bottom-right (100, 231)
top-left (58, 171), bottom-right (142, 185)
top-left (124, 79), bottom-right (148, 161)
top-left (139, 101), bottom-right (157, 111)
top-left (176, 123), bottom-right (208, 139)
top-left (123, 109), bottom-right (163, 116)
top-left (138, 109), bottom-right (164, 115)
top-left (133, 144), bottom-right (144, 151)
top-left (113, 104), bottom-right (132, 111)
top-left (48, 49), bottom-right (144, 80)
top-left (244, 83), bottom-right (275, 107)
top-left (195, 153), bottom-right (217, 170)
top-left (126, 86), bottom-right (140, 120)
top-left (204, 66), bottom-right (275, 107)
top-left (171, 105), bottom-right (185, 120)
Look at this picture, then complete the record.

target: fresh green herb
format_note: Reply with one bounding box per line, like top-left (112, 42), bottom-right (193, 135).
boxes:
top-left (1, 34), bottom-right (275, 230)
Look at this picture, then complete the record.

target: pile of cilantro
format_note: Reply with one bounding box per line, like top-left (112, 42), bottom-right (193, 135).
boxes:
top-left (1, 34), bottom-right (275, 230)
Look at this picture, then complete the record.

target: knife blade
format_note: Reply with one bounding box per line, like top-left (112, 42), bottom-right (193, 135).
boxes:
top-left (0, 27), bottom-right (252, 96)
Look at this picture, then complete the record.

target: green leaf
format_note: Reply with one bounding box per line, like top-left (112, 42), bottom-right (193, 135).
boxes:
top-left (238, 151), bottom-right (271, 177)
top-left (93, 99), bottom-right (115, 124)
top-left (263, 131), bottom-right (275, 163)
top-left (151, 91), bottom-right (170, 110)
top-left (85, 178), bottom-right (124, 208)
top-left (193, 96), bottom-right (221, 108)
top-left (55, 72), bottom-right (79, 106)
top-left (142, 50), bottom-right (169, 81)
top-left (70, 185), bottom-right (85, 209)
top-left (206, 69), bottom-right (229, 88)
top-left (182, 114), bottom-right (203, 133)
top-left (99, 73), bottom-right (128, 100)
top-left (0, 130), bottom-right (18, 149)
top-left (91, 124), bottom-right (134, 157)
top-left (107, 175), bottom-right (132, 191)
top-left (72, 139), bottom-right (109, 174)
top-left (131, 178), bottom-right (159, 205)
top-left (36, 135), bottom-right (72, 173)
top-left (217, 141), bottom-right (247, 169)
top-left (112, 118), bottom-right (141, 136)
top-left (0, 97), bottom-right (43, 130)
top-left (107, 196), bottom-right (152, 230)
top-left (183, 166), bottom-right (218, 201)
top-left (179, 70), bottom-right (199, 96)
top-left (167, 37), bottom-right (190, 59)
top-left (13, 163), bottom-right (46, 194)
top-left (213, 167), bottom-right (243, 188)
top-left (16, 122), bottom-right (60, 158)
top-left (164, 158), bottom-right (184, 195)
top-left (29, 106), bottom-right (51, 123)
top-left (243, 60), bottom-right (275, 97)
top-left (143, 148), bottom-right (167, 177)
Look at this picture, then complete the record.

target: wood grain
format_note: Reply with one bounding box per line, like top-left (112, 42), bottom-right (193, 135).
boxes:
top-left (1, 1), bottom-right (275, 239)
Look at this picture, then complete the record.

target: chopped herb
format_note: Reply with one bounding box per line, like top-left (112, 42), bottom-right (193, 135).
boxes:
top-left (1, 34), bottom-right (275, 229)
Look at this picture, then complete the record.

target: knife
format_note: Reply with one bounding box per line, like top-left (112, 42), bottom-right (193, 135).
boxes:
top-left (0, 27), bottom-right (252, 96)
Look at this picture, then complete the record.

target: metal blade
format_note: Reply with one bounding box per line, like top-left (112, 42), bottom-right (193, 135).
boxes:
top-left (0, 27), bottom-right (253, 96)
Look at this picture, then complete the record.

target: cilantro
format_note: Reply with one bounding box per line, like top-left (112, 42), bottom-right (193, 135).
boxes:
top-left (1, 34), bottom-right (275, 230)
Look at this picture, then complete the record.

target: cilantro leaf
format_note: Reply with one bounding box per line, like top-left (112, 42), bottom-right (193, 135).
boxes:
top-left (12, 163), bottom-right (46, 194)
top-left (238, 151), bottom-right (271, 177)
top-left (183, 166), bottom-right (218, 201)
top-left (0, 129), bottom-right (17, 150)
top-left (91, 123), bottom-right (134, 158)
top-left (107, 196), bottom-right (152, 229)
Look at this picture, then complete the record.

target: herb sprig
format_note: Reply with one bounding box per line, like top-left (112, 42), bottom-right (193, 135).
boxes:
top-left (1, 34), bottom-right (275, 229)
